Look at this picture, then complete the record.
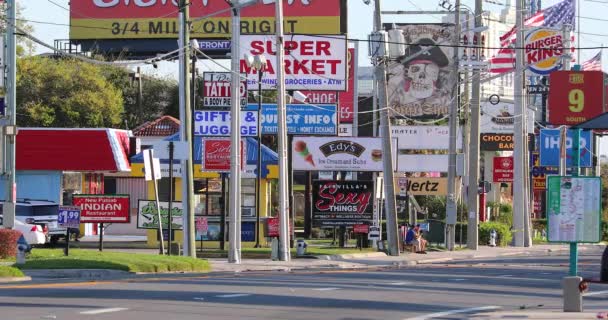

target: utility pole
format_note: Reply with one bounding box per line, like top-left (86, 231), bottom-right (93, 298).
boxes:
top-left (228, 3), bottom-right (242, 264)
top-left (2, 0), bottom-right (16, 229)
top-left (446, 0), bottom-right (461, 251)
top-left (512, 0), bottom-right (525, 247)
top-left (373, 0), bottom-right (399, 256)
top-left (179, 0), bottom-right (196, 257)
top-left (275, 0), bottom-right (290, 261)
top-left (466, 0), bottom-right (482, 250)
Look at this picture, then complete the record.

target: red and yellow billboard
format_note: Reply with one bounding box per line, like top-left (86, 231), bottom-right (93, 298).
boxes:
top-left (548, 71), bottom-right (605, 126)
top-left (70, 0), bottom-right (345, 40)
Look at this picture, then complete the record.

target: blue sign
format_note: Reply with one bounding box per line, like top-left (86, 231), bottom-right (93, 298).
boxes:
top-left (57, 206), bottom-right (81, 229)
top-left (194, 110), bottom-right (258, 136)
top-left (253, 103), bottom-right (337, 135)
top-left (0, 97), bottom-right (5, 117)
top-left (539, 129), bottom-right (593, 167)
top-left (197, 40), bottom-right (231, 51)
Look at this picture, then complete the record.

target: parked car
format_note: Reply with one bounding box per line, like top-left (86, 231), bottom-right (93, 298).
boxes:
top-left (0, 216), bottom-right (47, 245)
top-left (0, 199), bottom-right (66, 245)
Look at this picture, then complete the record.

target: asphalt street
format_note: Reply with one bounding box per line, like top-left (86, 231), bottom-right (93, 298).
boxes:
top-left (1, 249), bottom-right (607, 320)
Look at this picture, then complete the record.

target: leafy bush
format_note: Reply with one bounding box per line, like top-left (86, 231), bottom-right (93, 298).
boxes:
top-left (602, 221), bottom-right (608, 242)
top-left (532, 219), bottom-right (547, 233)
top-left (479, 222), bottom-right (512, 247)
top-left (493, 203), bottom-right (513, 226)
top-left (0, 229), bottom-right (23, 259)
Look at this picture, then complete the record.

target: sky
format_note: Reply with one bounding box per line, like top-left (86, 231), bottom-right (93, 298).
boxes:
top-left (20, 0), bottom-right (608, 156)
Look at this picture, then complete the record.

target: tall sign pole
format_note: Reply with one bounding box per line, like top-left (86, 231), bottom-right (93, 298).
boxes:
top-left (512, 0), bottom-right (525, 247)
top-left (228, 3), bottom-right (242, 264)
top-left (373, 0), bottom-right (399, 256)
top-left (275, 0), bottom-right (291, 261)
top-left (446, 0), bottom-right (461, 251)
top-left (3, 0), bottom-right (16, 229)
top-left (466, 0), bottom-right (482, 250)
top-left (179, 0), bottom-right (195, 257)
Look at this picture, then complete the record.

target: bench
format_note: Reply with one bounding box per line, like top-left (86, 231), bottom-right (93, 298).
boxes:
top-left (401, 243), bottom-right (417, 253)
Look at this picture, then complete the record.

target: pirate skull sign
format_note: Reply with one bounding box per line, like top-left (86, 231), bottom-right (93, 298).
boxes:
top-left (402, 38), bottom-right (449, 100)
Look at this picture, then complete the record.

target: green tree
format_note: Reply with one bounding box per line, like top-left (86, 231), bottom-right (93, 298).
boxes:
top-left (16, 56), bottom-right (123, 127)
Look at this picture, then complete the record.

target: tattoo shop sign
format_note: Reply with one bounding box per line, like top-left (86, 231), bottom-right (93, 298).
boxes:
top-left (202, 72), bottom-right (247, 108)
top-left (240, 35), bottom-right (347, 91)
top-left (312, 180), bottom-right (374, 227)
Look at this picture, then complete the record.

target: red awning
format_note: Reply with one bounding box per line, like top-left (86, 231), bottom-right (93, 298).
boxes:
top-left (16, 128), bottom-right (132, 172)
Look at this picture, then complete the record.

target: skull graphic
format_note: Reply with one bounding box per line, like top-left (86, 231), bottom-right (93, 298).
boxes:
top-left (405, 62), bottom-right (439, 100)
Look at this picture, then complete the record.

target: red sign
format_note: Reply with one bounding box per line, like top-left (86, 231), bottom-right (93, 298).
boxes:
top-left (294, 91), bottom-right (338, 105)
top-left (267, 217), bottom-right (279, 238)
top-left (202, 138), bottom-right (244, 172)
top-left (72, 194), bottom-right (130, 223)
top-left (202, 72), bottom-right (247, 108)
top-left (338, 48), bottom-right (355, 123)
top-left (195, 217), bottom-right (208, 233)
top-left (493, 157), bottom-right (514, 183)
top-left (533, 191), bottom-right (543, 215)
top-left (548, 71), bottom-right (605, 125)
top-left (353, 224), bottom-right (369, 234)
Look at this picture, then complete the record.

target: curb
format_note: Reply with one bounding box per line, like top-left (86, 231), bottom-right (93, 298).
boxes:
top-left (0, 276), bottom-right (31, 283)
top-left (23, 269), bottom-right (132, 280)
top-left (315, 252), bottom-right (388, 260)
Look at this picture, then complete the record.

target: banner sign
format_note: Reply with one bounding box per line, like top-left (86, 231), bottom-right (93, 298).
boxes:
top-left (548, 71), bottom-right (605, 125)
top-left (480, 133), bottom-right (514, 151)
top-left (493, 157), bottom-right (514, 183)
top-left (72, 194), bottom-right (130, 223)
top-left (392, 125), bottom-right (463, 150)
top-left (397, 154), bottom-right (465, 175)
top-left (393, 177), bottom-right (449, 196)
top-left (547, 176), bottom-right (601, 243)
top-left (257, 103), bottom-right (337, 135)
top-left (240, 34), bottom-right (347, 91)
top-left (539, 129), bottom-right (593, 167)
top-left (524, 28), bottom-right (564, 75)
top-left (480, 102), bottom-right (535, 133)
top-left (291, 137), bottom-right (386, 172)
top-left (531, 152), bottom-right (559, 191)
top-left (57, 206), bottom-right (81, 229)
top-left (202, 72), bottom-right (247, 108)
top-left (312, 180), bottom-right (374, 227)
top-left (338, 48), bottom-right (356, 123)
top-left (137, 200), bottom-right (183, 230)
top-left (201, 138), bottom-right (245, 172)
top-left (194, 110), bottom-right (258, 136)
top-left (70, 1), bottom-right (344, 40)
top-left (386, 24), bottom-right (456, 120)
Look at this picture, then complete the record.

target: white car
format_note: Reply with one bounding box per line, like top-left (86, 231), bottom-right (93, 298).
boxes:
top-left (13, 219), bottom-right (47, 245)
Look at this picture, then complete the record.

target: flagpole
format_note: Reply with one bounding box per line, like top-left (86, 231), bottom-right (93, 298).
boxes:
top-left (577, 0), bottom-right (581, 64)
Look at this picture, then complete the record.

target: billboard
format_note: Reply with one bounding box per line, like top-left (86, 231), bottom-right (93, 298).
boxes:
top-left (397, 154), bottom-right (465, 174)
top-left (480, 102), bottom-right (535, 133)
top-left (202, 72), bottom-right (247, 108)
top-left (548, 71), bottom-right (605, 125)
top-left (70, 1), bottom-right (345, 40)
top-left (194, 110), bottom-right (258, 136)
top-left (72, 194), bottom-right (130, 223)
top-left (257, 103), bottom-right (337, 135)
top-left (530, 152), bottom-right (559, 191)
top-left (391, 125), bottom-right (462, 150)
top-left (240, 35), bottom-right (348, 91)
top-left (525, 28), bottom-right (564, 75)
top-left (312, 180), bottom-right (374, 227)
top-left (338, 48), bottom-right (356, 123)
top-left (137, 200), bottom-right (183, 230)
top-left (493, 157), bottom-right (514, 183)
top-left (393, 177), bottom-right (450, 196)
top-left (539, 129), bottom-right (593, 167)
top-left (201, 138), bottom-right (245, 172)
top-left (291, 137), bottom-right (388, 172)
top-left (385, 23), bottom-right (456, 120)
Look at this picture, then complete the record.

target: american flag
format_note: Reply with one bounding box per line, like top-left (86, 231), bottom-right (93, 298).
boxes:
top-left (488, 0), bottom-right (576, 73)
top-left (582, 51), bottom-right (602, 71)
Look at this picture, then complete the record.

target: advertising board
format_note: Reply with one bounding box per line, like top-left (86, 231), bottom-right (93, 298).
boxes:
top-left (202, 72), bottom-right (247, 108)
top-left (312, 180), bottom-right (374, 227)
top-left (57, 206), bottom-right (81, 229)
top-left (524, 28), bottom-right (564, 75)
top-left (72, 194), bottom-right (130, 223)
top-left (539, 129), bottom-right (593, 167)
top-left (493, 157), bottom-right (514, 183)
top-left (240, 35), bottom-right (347, 91)
top-left (397, 154), bottom-right (465, 174)
top-left (391, 125), bottom-right (462, 150)
top-left (257, 104), bottom-right (337, 135)
top-left (137, 200), bottom-right (183, 230)
top-left (291, 137), bottom-right (387, 172)
top-left (201, 138), bottom-right (245, 172)
top-left (393, 177), bottom-right (449, 196)
top-left (548, 71), bottom-right (605, 125)
top-left (480, 102), bottom-right (535, 133)
top-left (194, 110), bottom-right (258, 136)
top-left (385, 24), bottom-right (456, 120)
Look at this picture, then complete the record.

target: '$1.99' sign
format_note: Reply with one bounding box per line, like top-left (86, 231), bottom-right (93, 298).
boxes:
top-left (548, 70), bottom-right (605, 126)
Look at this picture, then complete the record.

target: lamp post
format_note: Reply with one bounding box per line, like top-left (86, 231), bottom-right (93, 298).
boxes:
top-left (244, 53), bottom-right (268, 248)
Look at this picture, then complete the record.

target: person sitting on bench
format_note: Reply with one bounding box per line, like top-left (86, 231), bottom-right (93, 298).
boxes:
top-left (404, 224), bottom-right (416, 252)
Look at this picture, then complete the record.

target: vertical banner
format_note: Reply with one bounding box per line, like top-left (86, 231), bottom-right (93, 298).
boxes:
top-left (339, 48), bottom-right (355, 123)
top-left (385, 24), bottom-right (456, 120)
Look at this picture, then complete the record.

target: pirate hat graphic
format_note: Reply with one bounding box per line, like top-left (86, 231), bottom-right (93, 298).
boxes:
top-left (399, 38), bottom-right (449, 68)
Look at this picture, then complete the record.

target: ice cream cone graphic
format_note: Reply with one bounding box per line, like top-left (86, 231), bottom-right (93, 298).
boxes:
top-left (294, 141), bottom-right (315, 167)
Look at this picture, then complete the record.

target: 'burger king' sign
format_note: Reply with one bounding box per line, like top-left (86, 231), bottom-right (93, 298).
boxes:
top-left (525, 28), bottom-right (564, 75)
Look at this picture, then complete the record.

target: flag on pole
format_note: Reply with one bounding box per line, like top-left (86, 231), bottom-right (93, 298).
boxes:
top-left (582, 51), bottom-right (602, 71)
top-left (488, 0), bottom-right (576, 74)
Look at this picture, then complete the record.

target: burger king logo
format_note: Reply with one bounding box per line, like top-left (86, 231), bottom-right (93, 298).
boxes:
top-left (524, 28), bottom-right (564, 75)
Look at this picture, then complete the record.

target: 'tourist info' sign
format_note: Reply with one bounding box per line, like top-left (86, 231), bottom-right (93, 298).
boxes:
top-left (312, 180), bottom-right (374, 227)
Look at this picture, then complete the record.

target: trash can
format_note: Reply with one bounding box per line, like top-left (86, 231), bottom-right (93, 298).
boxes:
top-left (296, 239), bottom-right (307, 256)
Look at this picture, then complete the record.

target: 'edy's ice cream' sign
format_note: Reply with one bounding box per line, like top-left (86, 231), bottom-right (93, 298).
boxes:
top-left (291, 137), bottom-right (386, 172)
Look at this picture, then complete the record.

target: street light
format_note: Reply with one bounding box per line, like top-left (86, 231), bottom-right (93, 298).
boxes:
top-left (244, 53), bottom-right (267, 248)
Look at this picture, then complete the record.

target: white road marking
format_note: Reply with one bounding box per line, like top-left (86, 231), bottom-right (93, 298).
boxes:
top-left (499, 274), bottom-right (513, 277)
top-left (403, 306), bottom-right (502, 320)
top-left (540, 272), bottom-right (552, 275)
top-left (584, 290), bottom-right (608, 297)
top-left (448, 278), bottom-right (467, 281)
top-left (388, 282), bottom-right (412, 286)
top-left (193, 297), bottom-right (205, 301)
top-left (215, 293), bottom-right (251, 298)
top-left (80, 308), bottom-right (128, 315)
top-left (313, 287), bottom-right (340, 291)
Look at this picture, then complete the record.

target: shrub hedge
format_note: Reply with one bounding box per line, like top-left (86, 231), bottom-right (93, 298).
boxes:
top-left (0, 229), bottom-right (23, 259)
top-left (479, 222), bottom-right (512, 247)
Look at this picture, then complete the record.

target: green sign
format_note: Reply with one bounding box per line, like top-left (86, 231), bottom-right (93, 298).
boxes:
top-left (547, 176), bottom-right (602, 243)
top-left (137, 200), bottom-right (183, 230)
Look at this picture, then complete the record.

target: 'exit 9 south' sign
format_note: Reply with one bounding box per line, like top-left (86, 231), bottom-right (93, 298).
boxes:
top-left (548, 71), bottom-right (605, 126)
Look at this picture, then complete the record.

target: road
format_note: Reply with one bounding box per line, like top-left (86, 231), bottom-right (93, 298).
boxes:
top-left (1, 248), bottom-right (607, 320)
